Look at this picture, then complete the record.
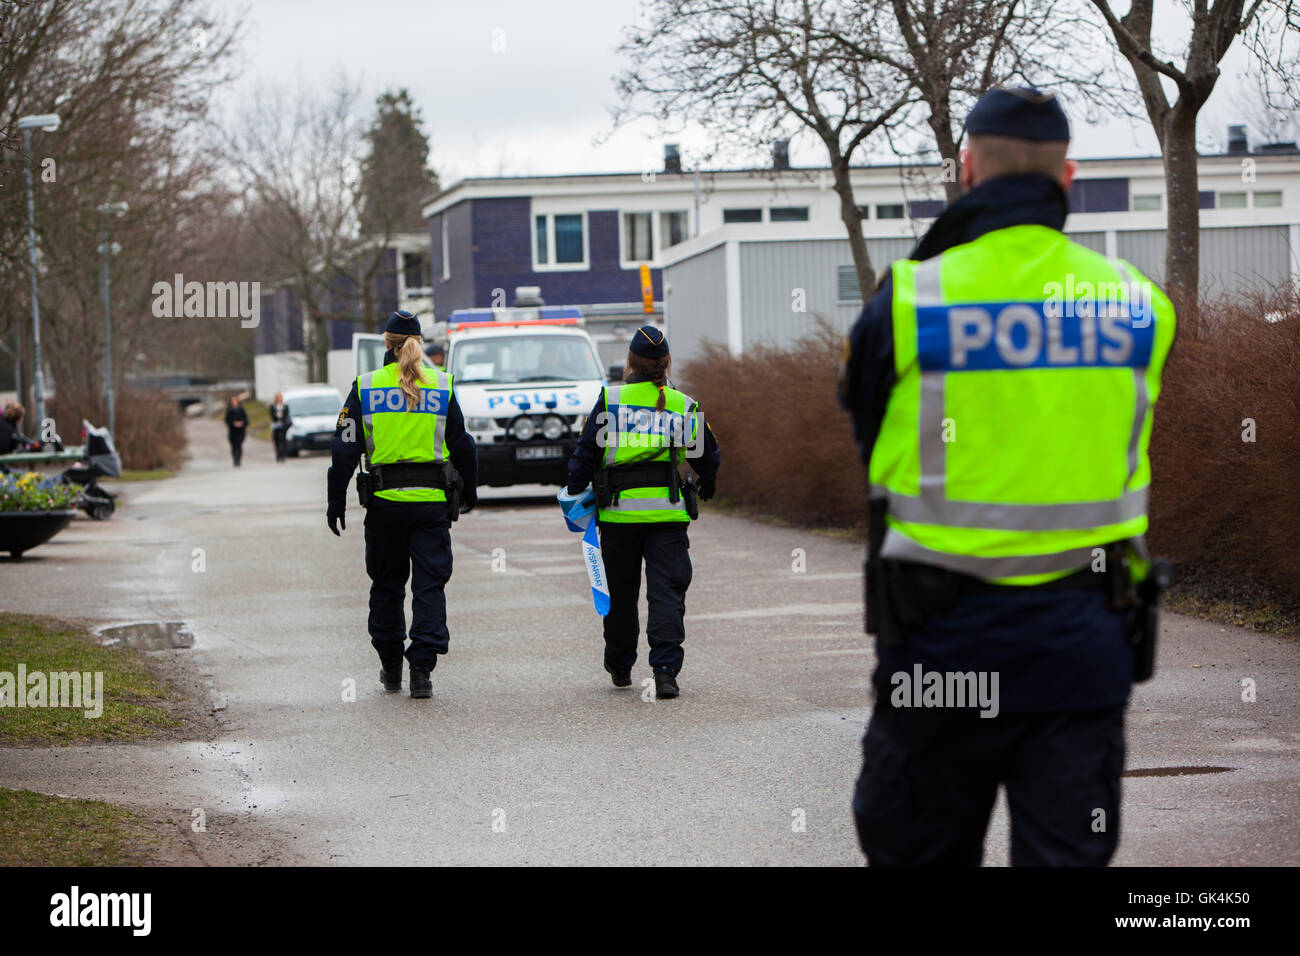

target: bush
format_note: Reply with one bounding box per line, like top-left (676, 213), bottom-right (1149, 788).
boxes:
top-left (1146, 286), bottom-right (1300, 607)
top-left (110, 389), bottom-right (189, 472)
top-left (679, 322), bottom-right (866, 529)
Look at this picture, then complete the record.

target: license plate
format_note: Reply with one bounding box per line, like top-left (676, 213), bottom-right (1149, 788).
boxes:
top-left (516, 445), bottom-right (564, 461)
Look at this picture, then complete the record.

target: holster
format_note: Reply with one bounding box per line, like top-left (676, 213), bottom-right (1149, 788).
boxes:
top-left (356, 466), bottom-right (374, 508)
top-left (1130, 557), bottom-right (1172, 683)
top-left (442, 461), bottom-right (463, 522)
top-left (682, 473), bottom-right (699, 520)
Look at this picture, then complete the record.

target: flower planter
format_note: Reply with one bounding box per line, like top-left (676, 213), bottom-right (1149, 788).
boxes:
top-left (0, 510), bottom-right (76, 559)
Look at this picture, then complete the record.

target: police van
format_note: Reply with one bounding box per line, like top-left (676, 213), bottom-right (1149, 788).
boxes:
top-left (352, 304), bottom-right (607, 488)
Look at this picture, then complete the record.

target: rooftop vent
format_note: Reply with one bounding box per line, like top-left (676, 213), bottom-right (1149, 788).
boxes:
top-left (663, 143), bottom-right (682, 174)
top-left (773, 139), bottom-right (791, 171)
top-left (513, 286), bottom-right (544, 307)
top-left (1227, 124), bottom-right (1249, 155)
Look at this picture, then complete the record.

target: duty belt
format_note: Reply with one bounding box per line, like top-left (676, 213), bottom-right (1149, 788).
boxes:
top-left (594, 460), bottom-right (679, 508)
top-left (370, 461), bottom-right (449, 491)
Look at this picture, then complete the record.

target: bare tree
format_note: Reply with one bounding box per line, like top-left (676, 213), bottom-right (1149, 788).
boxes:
top-left (614, 0), bottom-right (913, 299)
top-left (226, 76), bottom-right (367, 380)
top-left (1088, 0), bottom-right (1300, 326)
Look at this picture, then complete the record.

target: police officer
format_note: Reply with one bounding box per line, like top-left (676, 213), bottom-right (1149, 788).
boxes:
top-left (566, 326), bottom-right (720, 699)
top-left (424, 342), bottom-right (446, 370)
top-left (841, 88), bottom-right (1176, 865)
top-left (327, 310), bottom-right (478, 699)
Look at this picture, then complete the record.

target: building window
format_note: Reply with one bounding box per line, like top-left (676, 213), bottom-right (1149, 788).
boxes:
top-left (403, 250), bottom-right (431, 292)
top-left (770, 206), bottom-right (809, 222)
top-left (876, 203), bottom-right (904, 219)
top-left (1133, 194), bottom-right (1162, 211)
top-left (440, 218), bottom-right (450, 280)
top-left (1219, 192), bottom-right (1248, 209)
top-left (857, 205), bottom-right (871, 219)
top-left (1199, 190), bottom-right (1216, 209)
top-left (659, 210), bottom-right (689, 249)
top-left (624, 211), bottom-right (653, 262)
top-left (1254, 191), bottom-right (1283, 208)
top-left (1069, 178), bottom-right (1130, 213)
top-left (723, 207), bottom-right (763, 224)
top-left (533, 212), bottom-right (588, 269)
top-left (908, 199), bottom-right (945, 219)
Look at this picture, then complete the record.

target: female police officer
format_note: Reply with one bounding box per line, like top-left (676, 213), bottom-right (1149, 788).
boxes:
top-left (326, 310), bottom-right (477, 699)
top-left (566, 326), bottom-right (720, 699)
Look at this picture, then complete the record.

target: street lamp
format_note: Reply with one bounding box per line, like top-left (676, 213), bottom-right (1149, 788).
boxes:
top-left (18, 112), bottom-right (61, 437)
top-left (97, 202), bottom-right (128, 436)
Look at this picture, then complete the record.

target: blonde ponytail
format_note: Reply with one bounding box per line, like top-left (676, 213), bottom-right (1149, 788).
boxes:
top-left (384, 332), bottom-right (429, 410)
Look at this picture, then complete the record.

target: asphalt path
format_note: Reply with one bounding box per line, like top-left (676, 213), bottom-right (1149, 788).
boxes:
top-left (2, 418), bottom-right (1297, 865)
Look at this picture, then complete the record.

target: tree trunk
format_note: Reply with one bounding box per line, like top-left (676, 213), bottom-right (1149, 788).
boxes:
top-left (927, 109), bottom-right (963, 203)
top-left (831, 158), bottom-right (877, 301)
top-left (1162, 103), bottom-right (1202, 335)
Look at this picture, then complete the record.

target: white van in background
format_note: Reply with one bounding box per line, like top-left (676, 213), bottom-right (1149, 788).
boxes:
top-left (281, 384), bottom-right (345, 456)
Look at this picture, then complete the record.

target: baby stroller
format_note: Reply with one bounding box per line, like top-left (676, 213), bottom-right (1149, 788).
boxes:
top-left (61, 420), bottom-right (122, 520)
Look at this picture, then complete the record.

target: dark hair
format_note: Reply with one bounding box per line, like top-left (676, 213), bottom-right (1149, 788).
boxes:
top-left (623, 350), bottom-right (671, 410)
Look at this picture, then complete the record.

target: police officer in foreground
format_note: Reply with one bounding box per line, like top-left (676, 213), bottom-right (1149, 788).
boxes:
top-left (841, 88), bottom-right (1176, 865)
top-left (327, 310), bottom-right (478, 699)
top-left (567, 326), bottom-right (721, 699)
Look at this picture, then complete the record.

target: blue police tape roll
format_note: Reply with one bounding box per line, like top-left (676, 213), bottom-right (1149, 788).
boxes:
top-left (557, 485), bottom-right (597, 533)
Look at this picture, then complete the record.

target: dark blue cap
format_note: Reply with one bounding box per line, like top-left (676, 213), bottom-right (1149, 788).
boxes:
top-left (423, 341), bottom-right (445, 357)
top-left (629, 325), bottom-right (669, 359)
top-left (385, 310), bottom-right (421, 335)
top-left (966, 87), bottom-right (1070, 142)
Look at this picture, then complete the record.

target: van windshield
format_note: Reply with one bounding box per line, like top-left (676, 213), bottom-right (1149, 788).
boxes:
top-left (286, 395), bottom-right (341, 417)
top-left (451, 334), bottom-right (602, 384)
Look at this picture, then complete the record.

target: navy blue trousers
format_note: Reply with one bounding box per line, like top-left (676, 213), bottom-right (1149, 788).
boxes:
top-left (363, 502), bottom-right (453, 672)
top-left (853, 700), bottom-right (1125, 866)
top-left (598, 521), bottom-right (692, 676)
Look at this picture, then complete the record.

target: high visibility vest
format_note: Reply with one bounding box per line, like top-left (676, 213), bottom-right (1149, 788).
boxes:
top-left (871, 223), bottom-right (1176, 585)
top-left (357, 362), bottom-right (454, 503)
top-left (598, 381), bottom-right (699, 524)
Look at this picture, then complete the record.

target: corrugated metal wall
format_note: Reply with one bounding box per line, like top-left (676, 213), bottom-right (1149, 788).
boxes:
top-left (1117, 225), bottom-right (1293, 295)
top-left (664, 244), bottom-right (729, 361)
top-left (1066, 231), bottom-right (1107, 253)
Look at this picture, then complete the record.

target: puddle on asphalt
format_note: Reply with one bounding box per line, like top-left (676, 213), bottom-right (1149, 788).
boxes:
top-left (1122, 766), bottom-right (1235, 778)
top-left (98, 621), bottom-right (195, 650)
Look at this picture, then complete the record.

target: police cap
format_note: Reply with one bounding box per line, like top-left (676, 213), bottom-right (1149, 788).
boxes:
top-left (629, 325), bottom-right (669, 359)
top-left (385, 310), bottom-right (421, 335)
top-left (965, 87), bottom-right (1070, 143)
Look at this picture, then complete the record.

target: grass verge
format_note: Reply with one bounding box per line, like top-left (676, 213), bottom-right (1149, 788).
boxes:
top-left (0, 615), bottom-right (181, 744)
top-left (0, 787), bottom-right (161, 865)
top-left (116, 468), bottom-right (173, 481)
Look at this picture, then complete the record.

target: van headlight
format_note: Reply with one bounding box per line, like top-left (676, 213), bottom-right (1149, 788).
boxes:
top-left (466, 417), bottom-right (494, 431)
top-left (541, 415), bottom-right (565, 440)
top-left (511, 416), bottom-right (536, 441)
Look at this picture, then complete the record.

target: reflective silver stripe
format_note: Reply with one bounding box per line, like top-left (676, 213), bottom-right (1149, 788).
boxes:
top-left (357, 372), bottom-right (377, 456)
top-left (1111, 263), bottom-right (1150, 487)
top-left (914, 257), bottom-right (948, 505)
top-left (603, 496), bottom-right (685, 512)
top-left (432, 369), bottom-right (449, 459)
top-left (885, 486), bottom-right (1148, 530)
top-left (880, 529), bottom-right (1106, 578)
top-left (603, 386), bottom-right (620, 466)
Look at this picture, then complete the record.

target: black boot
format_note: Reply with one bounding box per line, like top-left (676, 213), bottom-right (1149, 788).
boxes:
top-left (604, 662), bottom-right (632, 688)
top-left (654, 672), bottom-right (679, 699)
top-left (409, 669), bottom-right (433, 699)
top-left (379, 661), bottom-right (402, 693)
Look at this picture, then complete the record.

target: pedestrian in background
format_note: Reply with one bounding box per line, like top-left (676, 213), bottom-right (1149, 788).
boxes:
top-left (1, 401), bottom-right (37, 455)
top-left (224, 395), bottom-right (248, 467)
top-left (840, 87), bottom-right (1176, 866)
top-left (269, 391), bottom-right (291, 463)
top-left (423, 342), bottom-right (446, 370)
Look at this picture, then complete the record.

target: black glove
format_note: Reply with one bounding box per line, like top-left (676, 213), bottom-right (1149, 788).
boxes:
top-left (327, 502), bottom-right (346, 536)
top-left (698, 479), bottom-right (715, 501)
top-left (460, 486), bottom-right (478, 515)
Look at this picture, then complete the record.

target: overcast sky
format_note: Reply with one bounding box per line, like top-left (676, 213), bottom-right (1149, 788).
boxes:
top-left (229, 0), bottom-right (1271, 186)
